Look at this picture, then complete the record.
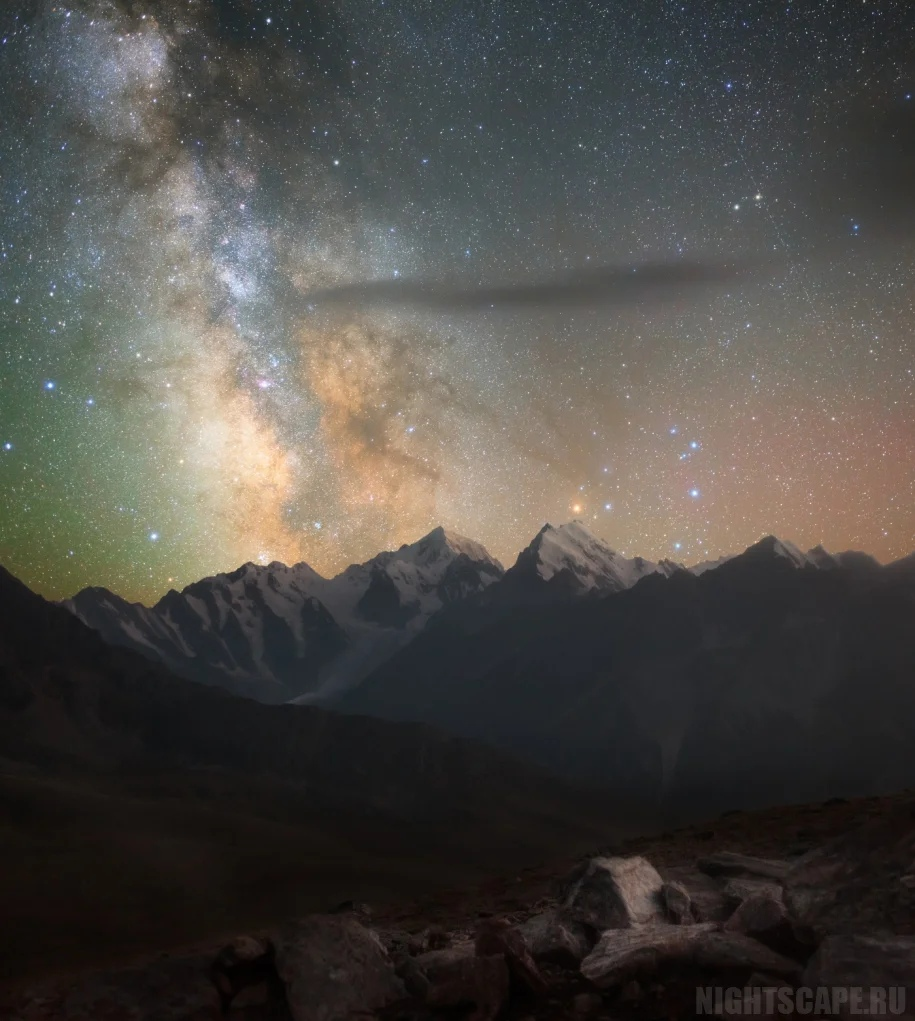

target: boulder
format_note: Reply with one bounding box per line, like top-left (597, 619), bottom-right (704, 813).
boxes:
top-left (274, 914), bottom-right (405, 1021)
top-left (424, 953), bottom-right (511, 1021)
top-left (391, 951), bottom-right (433, 1000)
top-left (803, 934), bottom-right (915, 1015)
top-left (580, 923), bottom-right (802, 989)
top-left (697, 852), bottom-right (791, 882)
top-left (422, 925), bottom-right (451, 951)
top-left (416, 944), bottom-right (474, 977)
top-left (661, 881), bottom-right (694, 924)
top-left (475, 917), bottom-right (550, 997)
top-left (722, 877), bottom-right (784, 908)
top-left (784, 800), bottom-right (915, 941)
top-left (561, 856), bottom-right (665, 930)
top-left (209, 934), bottom-right (280, 1015)
top-left (661, 866), bottom-right (732, 922)
top-left (517, 910), bottom-right (592, 966)
top-left (722, 891), bottom-right (803, 957)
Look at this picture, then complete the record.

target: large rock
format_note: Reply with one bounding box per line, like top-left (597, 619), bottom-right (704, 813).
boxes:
top-left (475, 917), bottom-right (549, 997)
top-left (561, 856), bottom-right (665, 930)
top-left (697, 852), bottom-right (791, 882)
top-left (722, 877), bottom-right (784, 908)
top-left (391, 951), bottom-right (433, 1000)
top-left (416, 945), bottom-right (474, 978)
top-left (803, 936), bottom-right (915, 1019)
top-left (580, 923), bottom-right (802, 989)
top-left (210, 934), bottom-right (281, 1015)
top-left (518, 910), bottom-right (592, 966)
top-left (274, 914), bottom-right (405, 1021)
top-left (784, 801), bottom-right (915, 941)
top-left (661, 881), bottom-right (695, 924)
top-left (424, 953), bottom-right (511, 1021)
top-left (722, 891), bottom-right (802, 958)
top-left (661, 865), bottom-right (732, 922)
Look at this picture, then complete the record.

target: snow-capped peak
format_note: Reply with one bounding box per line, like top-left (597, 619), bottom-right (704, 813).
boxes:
top-left (749, 535), bottom-right (813, 567)
top-left (511, 520), bottom-right (674, 594)
top-left (393, 526), bottom-right (504, 571)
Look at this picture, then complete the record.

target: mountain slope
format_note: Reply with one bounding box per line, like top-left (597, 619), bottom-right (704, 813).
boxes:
top-left (65, 527), bottom-right (504, 702)
top-left (0, 563), bottom-right (628, 980)
top-left (335, 534), bottom-right (915, 820)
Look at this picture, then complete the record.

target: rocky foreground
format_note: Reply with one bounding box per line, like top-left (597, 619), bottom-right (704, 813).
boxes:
top-left (3, 793), bottom-right (914, 1021)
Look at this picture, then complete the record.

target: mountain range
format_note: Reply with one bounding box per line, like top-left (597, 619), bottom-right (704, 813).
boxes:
top-left (66, 525), bottom-right (504, 702)
top-left (60, 522), bottom-right (915, 823)
top-left (337, 532), bottom-right (915, 819)
top-left (65, 520), bottom-right (891, 707)
top-left (7, 521), bottom-right (915, 975)
top-left (0, 561), bottom-right (623, 979)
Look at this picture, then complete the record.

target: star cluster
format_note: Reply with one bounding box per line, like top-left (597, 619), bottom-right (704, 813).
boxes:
top-left (1, 0), bottom-right (913, 600)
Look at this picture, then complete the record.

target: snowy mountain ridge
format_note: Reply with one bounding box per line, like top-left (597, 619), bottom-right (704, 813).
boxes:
top-left (65, 526), bottom-right (504, 702)
top-left (510, 520), bottom-right (681, 593)
top-left (65, 521), bottom-right (884, 703)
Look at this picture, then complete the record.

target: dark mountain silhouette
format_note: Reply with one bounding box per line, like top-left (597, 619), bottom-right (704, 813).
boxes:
top-left (0, 563), bottom-right (627, 981)
top-left (336, 535), bottom-right (915, 821)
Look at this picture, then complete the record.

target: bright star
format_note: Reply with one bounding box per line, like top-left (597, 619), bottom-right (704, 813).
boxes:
top-left (44, 380), bottom-right (55, 390)
top-left (2, 442), bottom-right (11, 451)
top-left (149, 532), bottom-right (159, 541)
top-left (689, 488), bottom-right (700, 498)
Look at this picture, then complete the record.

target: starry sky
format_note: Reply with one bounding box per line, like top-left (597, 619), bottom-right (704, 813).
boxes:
top-left (1, 0), bottom-right (914, 602)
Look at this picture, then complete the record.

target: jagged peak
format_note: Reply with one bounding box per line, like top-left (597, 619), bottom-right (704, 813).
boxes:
top-left (744, 534), bottom-right (811, 567)
top-left (512, 519), bottom-right (664, 593)
top-left (390, 526), bottom-right (503, 570)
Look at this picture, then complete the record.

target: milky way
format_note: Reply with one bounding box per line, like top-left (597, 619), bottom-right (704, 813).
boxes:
top-left (1, 0), bottom-right (914, 601)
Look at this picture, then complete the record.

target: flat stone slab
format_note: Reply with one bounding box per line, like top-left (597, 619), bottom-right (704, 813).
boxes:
top-left (580, 923), bottom-right (802, 989)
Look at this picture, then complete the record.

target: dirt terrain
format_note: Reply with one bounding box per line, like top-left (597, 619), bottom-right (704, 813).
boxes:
top-left (2, 789), bottom-right (912, 1020)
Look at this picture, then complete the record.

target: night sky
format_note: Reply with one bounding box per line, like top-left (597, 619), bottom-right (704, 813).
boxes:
top-left (1, 1), bottom-right (914, 602)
